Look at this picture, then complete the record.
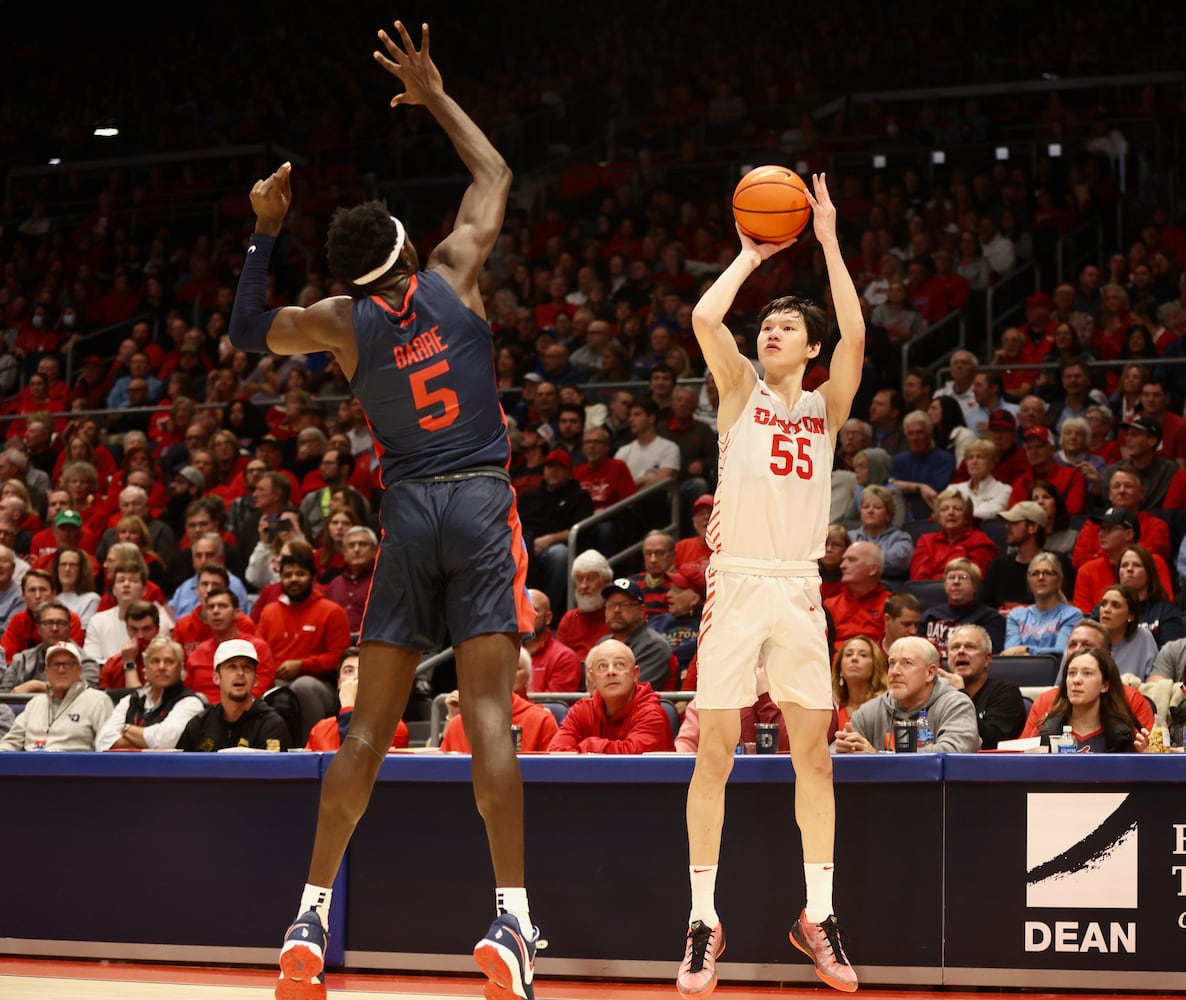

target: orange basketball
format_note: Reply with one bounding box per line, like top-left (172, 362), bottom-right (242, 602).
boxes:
top-left (732, 165), bottom-right (811, 243)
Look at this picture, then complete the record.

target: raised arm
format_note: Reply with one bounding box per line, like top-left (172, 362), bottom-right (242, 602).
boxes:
top-left (374, 21), bottom-right (511, 314)
top-left (807, 174), bottom-right (865, 435)
top-left (691, 229), bottom-right (792, 415)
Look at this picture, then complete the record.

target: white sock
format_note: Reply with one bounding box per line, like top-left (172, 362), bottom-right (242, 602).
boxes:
top-left (689, 864), bottom-right (719, 927)
top-left (299, 883), bottom-right (333, 922)
top-left (804, 863), bottom-right (834, 924)
top-left (496, 886), bottom-right (533, 937)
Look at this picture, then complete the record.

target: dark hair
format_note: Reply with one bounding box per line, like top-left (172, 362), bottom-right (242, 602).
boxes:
top-left (631, 397), bottom-right (660, 418)
top-left (21, 568), bottom-right (56, 594)
top-left (339, 645), bottom-right (361, 667)
top-left (50, 546), bottom-right (95, 594)
top-left (757, 295), bottom-right (829, 348)
top-left (327, 203), bottom-right (410, 291)
top-left (196, 562), bottom-right (230, 587)
top-left (649, 362), bottom-right (676, 380)
top-left (1099, 584), bottom-right (1141, 640)
top-left (1030, 480), bottom-right (1070, 533)
top-left (1117, 544), bottom-right (1167, 603)
top-left (884, 591), bottom-right (921, 618)
top-left (1047, 646), bottom-right (1138, 738)
top-left (930, 395), bottom-right (966, 448)
top-left (204, 584), bottom-right (240, 610)
top-left (125, 599), bottom-right (160, 626)
top-left (279, 550), bottom-right (316, 574)
top-left (906, 366), bottom-right (936, 392)
top-left (557, 402), bottom-right (585, 424)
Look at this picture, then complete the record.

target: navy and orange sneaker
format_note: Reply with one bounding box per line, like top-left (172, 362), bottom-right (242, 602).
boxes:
top-left (276, 909), bottom-right (327, 1000)
top-left (473, 913), bottom-right (546, 1000)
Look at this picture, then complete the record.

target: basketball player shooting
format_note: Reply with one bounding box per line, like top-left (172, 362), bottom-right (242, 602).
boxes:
top-left (228, 20), bottom-right (542, 1000)
top-left (677, 173), bottom-right (865, 997)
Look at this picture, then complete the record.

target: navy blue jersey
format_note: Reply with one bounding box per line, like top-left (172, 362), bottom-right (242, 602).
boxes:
top-left (349, 269), bottom-right (510, 483)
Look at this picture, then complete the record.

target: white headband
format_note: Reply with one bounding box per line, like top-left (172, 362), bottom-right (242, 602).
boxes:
top-left (353, 216), bottom-right (407, 285)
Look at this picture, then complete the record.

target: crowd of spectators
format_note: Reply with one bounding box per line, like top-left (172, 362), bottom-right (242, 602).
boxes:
top-left (1, 4), bottom-right (1184, 754)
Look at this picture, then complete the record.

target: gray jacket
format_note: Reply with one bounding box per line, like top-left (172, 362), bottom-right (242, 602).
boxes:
top-left (848, 675), bottom-right (982, 753)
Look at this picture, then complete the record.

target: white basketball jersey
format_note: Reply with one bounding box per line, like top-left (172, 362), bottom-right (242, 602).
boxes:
top-left (707, 380), bottom-right (833, 562)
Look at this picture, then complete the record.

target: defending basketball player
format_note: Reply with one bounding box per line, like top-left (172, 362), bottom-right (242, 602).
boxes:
top-left (228, 21), bottom-right (542, 1000)
top-left (677, 174), bottom-right (864, 997)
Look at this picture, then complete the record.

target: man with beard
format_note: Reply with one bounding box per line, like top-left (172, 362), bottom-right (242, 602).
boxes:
top-left (556, 549), bottom-right (614, 664)
top-left (96, 636), bottom-right (204, 751)
top-left (256, 550), bottom-right (351, 739)
top-left (177, 639), bottom-right (291, 752)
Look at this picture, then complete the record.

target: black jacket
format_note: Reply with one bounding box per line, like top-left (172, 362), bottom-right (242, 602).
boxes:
top-left (178, 699), bottom-right (291, 752)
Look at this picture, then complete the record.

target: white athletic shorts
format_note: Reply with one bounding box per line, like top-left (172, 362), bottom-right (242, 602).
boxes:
top-left (695, 555), bottom-right (832, 711)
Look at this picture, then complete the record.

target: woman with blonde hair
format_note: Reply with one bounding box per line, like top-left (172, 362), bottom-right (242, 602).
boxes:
top-left (1001, 551), bottom-right (1082, 656)
top-left (830, 636), bottom-right (889, 730)
top-left (950, 438), bottom-right (1011, 521)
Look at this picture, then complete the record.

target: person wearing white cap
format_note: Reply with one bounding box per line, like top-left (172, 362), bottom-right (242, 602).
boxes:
top-left (228, 20), bottom-right (545, 997)
top-left (0, 641), bottom-right (113, 751)
top-left (176, 638), bottom-right (290, 754)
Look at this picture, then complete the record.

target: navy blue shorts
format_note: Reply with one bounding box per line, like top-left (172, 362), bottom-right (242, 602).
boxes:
top-left (359, 474), bottom-right (533, 650)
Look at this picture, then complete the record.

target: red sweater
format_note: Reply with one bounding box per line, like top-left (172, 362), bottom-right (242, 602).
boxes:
top-left (2, 608), bottom-right (84, 663)
top-left (307, 709), bottom-right (409, 751)
top-left (441, 693), bottom-right (559, 753)
top-left (255, 592), bottom-right (351, 681)
top-left (909, 527), bottom-right (999, 580)
top-left (172, 609), bottom-right (256, 655)
top-left (556, 607), bottom-right (607, 663)
top-left (824, 586), bottom-right (890, 651)
top-left (527, 629), bottom-right (583, 693)
top-left (547, 683), bottom-right (675, 754)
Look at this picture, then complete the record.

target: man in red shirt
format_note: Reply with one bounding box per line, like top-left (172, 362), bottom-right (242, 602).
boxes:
top-left (1136, 376), bottom-right (1186, 465)
top-left (674, 494), bottom-right (713, 573)
top-left (824, 542), bottom-right (890, 651)
top-left (442, 648), bottom-right (559, 753)
top-left (573, 425), bottom-right (637, 510)
top-left (1071, 466), bottom-right (1170, 568)
top-left (323, 526), bottom-right (376, 641)
top-left (256, 550), bottom-right (351, 739)
top-left (1008, 426), bottom-right (1087, 514)
top-left (1073, 507), bottom-right (1174, 614)
top-left (187, 587), bottom-right (275, 703)
top-left (524, 589), bottom-right (582, 693)
top-left (1017, 291), bottom-right (1056, 363)
top-left (546, 639), bottom-right (674, 753)
top-left (556, 549), bottom-right (613, 663)
top-left (97, 600), bottom-right (163, 691)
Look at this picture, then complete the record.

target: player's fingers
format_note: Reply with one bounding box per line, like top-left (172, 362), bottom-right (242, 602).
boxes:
top-left (373, 49), bottom-right (401, 76)
top-left (420, 22), bottom-right (430, 57)
top-left (394, 19), bottom-right (416, 53)
top-left (376, 28), bottom-right (402, 60)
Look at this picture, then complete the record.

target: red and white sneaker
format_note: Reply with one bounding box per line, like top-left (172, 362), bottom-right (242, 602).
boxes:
top-left (676, 919), bottom-right (725, 999)
top-left (789, 910), bottom-right (858, 993)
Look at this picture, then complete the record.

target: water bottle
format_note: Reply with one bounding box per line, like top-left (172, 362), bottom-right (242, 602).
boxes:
top-left (916, 710), bottom-right (934, 751)
top-left (1057, 725), bottom-right (1077, 754)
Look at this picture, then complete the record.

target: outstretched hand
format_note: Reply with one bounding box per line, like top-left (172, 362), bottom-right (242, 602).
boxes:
top-left (374, 20), bottom-right (443, 108)
top-left (249, 162), bottom-right (291, 237)
top-left (803, 172), bottom-right (838, 245)
top-left (736, 223), bottom-right (794, 261)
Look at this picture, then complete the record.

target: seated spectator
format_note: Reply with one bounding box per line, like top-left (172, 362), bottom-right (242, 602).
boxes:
top-left (257, 550), bottom-right (352, 741)
top-left (518, 449), bottom-right (595, 617)
top-left (0, 543), bottom-right (23, 633)
top-left (306, 646), bottom-right (410, 752)
top-left (556, 550), bottom-right (614, 664)
top-left (323, 525), bottom-right (377, 640)
top-left (831, 636), bottom-right (889, 729)
top-left (95, 637), bottom-right (204, 751)
top-left (169, 527), bottom-right (252, 619)
top-left (889, 411), bottom-right (956, 518)
top-left (249, 538), bottom-right (323, 625)
top-left (818, 525), bottom-right (850, 601)
top-left (880, 592), bottom-right (922, 658)
top-left (1075, 507), bottom-right (1173, 613)
top-left (245, 509), bottom-right (306, 593)
top-left (909, 489), bottom-right (998, 580)
top-left (1095, 585), bottom-right (1158, 684)
top-left (832, 636), bottom-right (981, 753)
top-left (676, 663), bottom-right (790, 752)
top-left (825, 542), bottom-right (890, 650)
top-left (177, 639), bottom-right (291, 752)
top-left (1054, 415), bottom-right (1106, 479)
top-left (0, 599), bottom-right (100, 692)
top-left (442, 647), bottom-right (558, 753)
top-left (615, 398), bottom-right (681, 489)
top-left (600, 578), bottom-right (677, 690)
top-left (1105, 414), bottom-right (1175, 510)
top-left (186, 587), bottom-right (275, 703)
top-left (524, 589), bottom-right (582, 694)
top-left (848, 484), bottom-right (912, 581)
top-left (949, 438), bottom-right (1011, 521)
top-left (1022, 647), bottom-right (1148, 752)
top-left (0, 641), bottom-right (113, 751)
top-left (649, 565), bottom-right (705, 689)
top-left (1001, 552), bottom-right (1083, 657)
top-left (1072, 465), bottom-right (1169, 568)
top-left (629, 529), bottom-right (676, 620)
top-left (1009, 426), bottom-right (1087, 515)
top-left (979, 501), bottom-right (1060, 613)
top-left (940, 624), bottom-right (1026, 749)
top-left (85, 561), bottom-right (174, 664)
top-left (838, 447), bottom-right (904, 529)
top-left (673, 494), bottom-right (713, 574)
top-left (171, 564), bottom-right (255, 655)
top-left (920, 558), bottom-right (1006, 658)
top-left (51, 545), bottom-right (100, 627)
top-left (1, 568), bottom-right (84, 663)
top-left (1029, 480), bottom-right (1078, 556)
top-left (547, 639), bottom-right (675, 753)
top-left (1116, 544), bottom-right (1184, 648)
top-left (97, 599), bottom-right (164, 690)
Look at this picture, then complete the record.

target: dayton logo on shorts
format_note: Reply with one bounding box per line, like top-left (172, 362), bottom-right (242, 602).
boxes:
top-left (1026, 792), bottom-right (1138, 909)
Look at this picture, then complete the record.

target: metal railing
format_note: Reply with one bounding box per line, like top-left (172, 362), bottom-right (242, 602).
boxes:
top-left (1055, 218), bottom-right (1104, 285)
top-left (983, 259), bottom-right (1041, 357)
top-left (900, 308), bottom-right (966, 378)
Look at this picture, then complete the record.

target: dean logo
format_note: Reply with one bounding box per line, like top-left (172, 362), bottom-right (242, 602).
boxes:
top-left (1026, 792), bottom-right (1138, 909)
